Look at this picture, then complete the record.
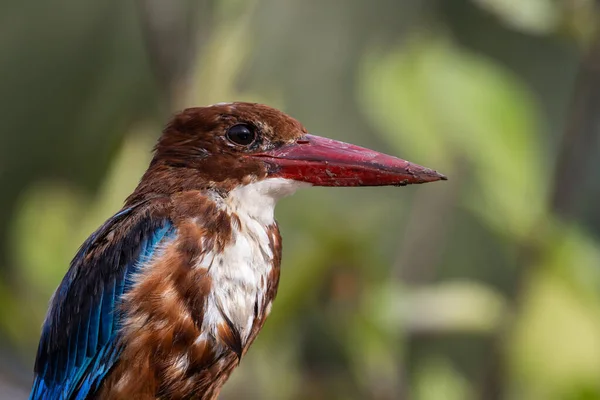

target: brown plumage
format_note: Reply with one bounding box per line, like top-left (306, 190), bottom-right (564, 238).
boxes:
top-left (126, 104), bottom-right (308, 205)
top-left (31, 102), bottom-right (446, 400)
top-left (99, 191), bottom-right (278, 399)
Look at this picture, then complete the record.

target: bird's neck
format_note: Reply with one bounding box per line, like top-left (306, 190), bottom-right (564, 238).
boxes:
top-left (224, 178), bottom-right (310, 226)
top-left (126, 164), bottom-right (310, 216)
top-left (104, 177), bottom-right (308, 399)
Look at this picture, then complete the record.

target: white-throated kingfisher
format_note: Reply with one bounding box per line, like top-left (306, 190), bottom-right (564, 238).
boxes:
top-left (30, 103), bottom-right (446, 399)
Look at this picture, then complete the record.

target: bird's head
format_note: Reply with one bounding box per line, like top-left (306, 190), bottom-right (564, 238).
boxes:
top-left (130, 102), bottom-right (446, 206)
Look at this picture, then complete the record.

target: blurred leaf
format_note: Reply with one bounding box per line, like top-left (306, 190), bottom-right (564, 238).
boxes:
top-left (346, 306), bottom-right (403, 397)
top-left (542, 222), bottom-right (600, 303)
top-left (0, 277), bottom-right (37, 348)
top-left (510, 268), bottom-right (600, 398)
top-left (367, 280), bottom-right (506, 334)
top-left (471, 0), bottom-right (560, 35)
top-left (414, 357), bottom-right (473, 400)
top-left (361, 34), bottom-right (545, 240)
top-left (13, 183), bottom-right (86, 297)
top-left (406, 281), bottom-right (506, 334)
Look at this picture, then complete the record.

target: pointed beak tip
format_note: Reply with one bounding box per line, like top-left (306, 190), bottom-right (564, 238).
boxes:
top-left (409, 166), bottom-right (447, 184)
top-left (433, 171), bottom-right (448, 181)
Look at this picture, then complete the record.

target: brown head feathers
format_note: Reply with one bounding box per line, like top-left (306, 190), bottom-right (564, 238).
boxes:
top-left (127, 103), bottom-right (307, 205)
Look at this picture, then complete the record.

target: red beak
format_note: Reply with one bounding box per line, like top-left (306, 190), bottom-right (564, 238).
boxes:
top-left (253, 134), bottom-right (447, 186)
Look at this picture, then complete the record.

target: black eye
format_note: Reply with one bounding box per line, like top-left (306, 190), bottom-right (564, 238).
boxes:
top-left (226, 124), bottom-right (256, 146)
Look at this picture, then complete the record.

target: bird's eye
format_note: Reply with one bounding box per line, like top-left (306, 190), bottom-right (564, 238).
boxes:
top-left (226, 124), bottom-right (256, 146)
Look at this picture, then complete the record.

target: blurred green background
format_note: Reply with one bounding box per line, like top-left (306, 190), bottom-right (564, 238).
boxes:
top-left (1, 0), bottom-right (599, 399)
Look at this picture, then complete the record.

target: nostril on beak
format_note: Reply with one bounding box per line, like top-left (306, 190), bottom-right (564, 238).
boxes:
top-left (296, 139), bottom-right (310, 144)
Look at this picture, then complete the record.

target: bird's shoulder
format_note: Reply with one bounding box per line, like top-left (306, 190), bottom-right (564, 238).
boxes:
top-left (99, 190), bottom-right (282, 398)
top-left (32, 190), bottom-right (281, 399)
top-left (31, 197), bottom-right (175, 400)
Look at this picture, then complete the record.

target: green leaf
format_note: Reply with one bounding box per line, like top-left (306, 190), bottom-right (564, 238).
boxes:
top-left (472, 0), bottom-right (560, 35)
top-left (360, 34), bottom-right (546, 239)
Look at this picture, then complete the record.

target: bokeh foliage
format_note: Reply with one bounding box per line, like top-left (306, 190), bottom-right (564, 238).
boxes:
top-left (1, 0), bottom-right (599, 399)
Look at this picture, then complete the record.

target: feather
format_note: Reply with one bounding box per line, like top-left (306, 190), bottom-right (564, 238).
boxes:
top-left (29, 200), bottom-right (175, 400)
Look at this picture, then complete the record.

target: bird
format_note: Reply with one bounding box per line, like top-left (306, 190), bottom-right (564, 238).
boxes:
top-left (29, 102), bottom-right (446, 400)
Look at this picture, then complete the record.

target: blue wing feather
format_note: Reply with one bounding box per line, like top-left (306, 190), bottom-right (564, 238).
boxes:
top-left (30, 202), bottom-right (176, 400)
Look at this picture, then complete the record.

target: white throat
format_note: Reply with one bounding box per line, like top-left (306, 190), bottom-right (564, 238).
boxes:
top-left (226, 178), bottom-right (311, 225)
top-left (196, 177), bottom-right (310, 347)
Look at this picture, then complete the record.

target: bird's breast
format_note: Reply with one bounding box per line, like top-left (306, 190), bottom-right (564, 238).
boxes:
top-left (199, 212), bottom-right (281, 347)
top-left (102, 193), bottom-right (282, 399)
